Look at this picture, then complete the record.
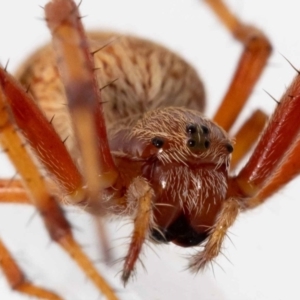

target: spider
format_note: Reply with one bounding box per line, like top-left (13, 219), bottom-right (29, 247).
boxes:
top-left (0, 0), bottom-right (298, 300)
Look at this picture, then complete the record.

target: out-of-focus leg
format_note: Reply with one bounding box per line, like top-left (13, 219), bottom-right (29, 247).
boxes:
top-left (230, 109), bottom-right (268, 170)
top-left (45, 0), bottom-right (118, 212)
top-left (0, 238), bottom-right (62, 300)
top-left (204, 0), bottom-right (271, 132)
top-left (0, 79), bottom-right (118, 300)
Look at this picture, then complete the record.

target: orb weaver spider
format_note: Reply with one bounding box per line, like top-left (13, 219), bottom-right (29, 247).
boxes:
top-left (0, 0), bottom-right (298, 300)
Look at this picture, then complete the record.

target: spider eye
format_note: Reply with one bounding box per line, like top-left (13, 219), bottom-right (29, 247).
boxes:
top-left (186, 124), bottom-right (197, 134)
top-left (187, 138), bottom-right (210, 149)
top-left (201, 125), bottom-right (209, 135)
top-left (187, 139), bottom-right (196, 148)
top-left (226, 143), bottom-right (234, 153)
top-left (152, 137), bottom-right (164, 148)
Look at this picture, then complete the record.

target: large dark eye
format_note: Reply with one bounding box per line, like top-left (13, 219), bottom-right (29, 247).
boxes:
top-left (186, 124), bottom-right (197, 135)
top-left (152, 137), bottom-right (164, 148)
top-left (226, 143), bottom-right (234, 153)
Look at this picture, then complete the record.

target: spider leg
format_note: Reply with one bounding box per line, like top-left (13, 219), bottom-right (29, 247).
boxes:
top-left (121, 178), bottom-right (154, 284)
top-left (0, 238), bottom-right (62, 300)
top-left (0, 179), bottom-right (30, 205)
top-left (203, 0), bottom-right (271, 169)
top-left (0, 67), bottom-right (85, 205)
top-left (189, 198), bottom-right (239, 271)
top-left (250, 135), bottom-right (300, 208)
top-left (230, 109), bottom-right (268, 170)
top-left (45, 0), bottom-right (118, 212)
top-left (204, 0), bottom-right (272, 132)
top-left (228, 72), bottom-right (300, 208)
top-left (0, 83), bottom-right (118, 300)
top-left (0, 180), bottom-right (114, 281)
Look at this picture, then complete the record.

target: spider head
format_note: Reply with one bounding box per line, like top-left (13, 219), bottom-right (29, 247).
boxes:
top-left (132, 107), bottom-right (233, 169)
top-left (109, 107), bottom-right (234, 247)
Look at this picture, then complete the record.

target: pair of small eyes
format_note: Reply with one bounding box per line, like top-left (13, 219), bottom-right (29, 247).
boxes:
top-left (186, 124), bottom-right (209, 135)
top-left (151, 124), bottom-right (210, 150)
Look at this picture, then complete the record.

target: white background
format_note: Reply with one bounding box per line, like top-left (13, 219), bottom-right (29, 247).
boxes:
top-left (0, 0), bottom-right (300, 299)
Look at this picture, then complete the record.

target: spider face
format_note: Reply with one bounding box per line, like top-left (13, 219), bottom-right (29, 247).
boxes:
top-left (109, 107), bottom-right (232, 247)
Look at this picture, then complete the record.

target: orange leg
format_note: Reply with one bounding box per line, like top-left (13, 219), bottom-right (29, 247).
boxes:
top-left (0, 74), bottom-right (118, 300)
top-left (0, 179), bottom-right (30, 205)
top-left (250, 136), bottom-right (300, 208)
top-left (189, 198), bottom-right (239, 271)
top-left (204, 0), bottom-right (271, 132)
top-left (0, 239), bottom-right (62, 300)
top-left (121, 178), bottom-right (154, 284)
top-left (230, 109), bottom-right (268, 170)
top-left (0, 179), bottom-right (117, 299)
top-left (0, 67), bottom-right (85, 205)
top-left (229, 73), bottom-right (300, 203)
top-left (45, 0), bottom-right (118, 211)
